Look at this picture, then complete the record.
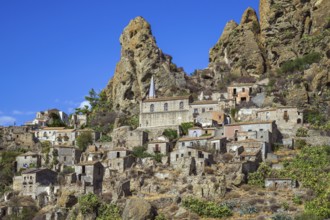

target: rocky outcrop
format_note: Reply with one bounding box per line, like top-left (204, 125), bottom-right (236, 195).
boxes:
top-left (100, 1), bottom-right (330, 115)
top-left (122, 198), bottom-right (156, 220)
top-left (104, 16), bottom-right (188, 114)
top-left (209, 7), bottom-right (265, 77)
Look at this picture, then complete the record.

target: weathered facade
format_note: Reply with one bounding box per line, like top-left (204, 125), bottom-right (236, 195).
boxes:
top-left (15, 151), bottom-right (41, 171)
top-left (227, 83), bottom-right (253, 104)
top-left (75, 161), bottom-right (104, 194)
top-left (147, 140), bottom-right (170, 155)
top-left (139, 96), bottom-right (192, 128)
top-left (55, 146), bottom-right (81, 166)
top-left (18, 168), bottom-right (58, 200)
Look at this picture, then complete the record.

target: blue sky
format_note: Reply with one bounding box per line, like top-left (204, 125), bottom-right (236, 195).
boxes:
top-left (0, 0), bottom-right (259, 126)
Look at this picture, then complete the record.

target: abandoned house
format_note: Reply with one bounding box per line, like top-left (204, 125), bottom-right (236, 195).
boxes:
top-left (224, 121), bottom-right (279, 146)
top-left (15, 151), bottom-right (41, 172)
top-left (147, 140), bottom-right (170, 155)
top-left (170, 147), bottom-right (214, 173)
top-left (227, 83), bottom-right (253, 104)
top-left (75, 161), bottom-right (104, 194)
top-left (55, 146), bottom-right (81, 166)
top-left (14, 168), bottom-right (58, 200)
top-left (105, 148), bottom-right (135, 173)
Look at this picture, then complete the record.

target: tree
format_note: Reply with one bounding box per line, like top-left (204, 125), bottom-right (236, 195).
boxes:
top-left (85, 89), bottom-right (99, 110)
top-left (76, 131), bottom-right (93, 151)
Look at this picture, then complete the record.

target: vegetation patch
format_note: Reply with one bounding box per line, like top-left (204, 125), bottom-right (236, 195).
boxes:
top-left (182, 197), bottom-right (232, 218)
top-left (277, 52), bottom-right (322, 74)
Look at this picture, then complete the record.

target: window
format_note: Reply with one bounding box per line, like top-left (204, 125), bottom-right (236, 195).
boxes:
top-left (117, 152), bottom-right (120, 158)
top-left (202, 108), bottom-right (205, 113)
top-left (150, 104), bottom-right (154, 112)
top-left (194, 108), bottom-right (198, 113)
top-left (179, 102), bottom-right (184, 110)
top-left (164, 103), bottom-right (168, 111)
top-left (181, 154), bottom-right (184, 157)
top-left (64, 156), bottom-right (66, 161)
top-left (182, 142), bottom-right (185, 147)
top-left (188, 152), bottom-right (191, 156)
top-left (249, 87), bottom-right (252, 93)
top-left (242, 88), bottom-right (245, 92)
top-left (209, 108), bottom-right (213, 111)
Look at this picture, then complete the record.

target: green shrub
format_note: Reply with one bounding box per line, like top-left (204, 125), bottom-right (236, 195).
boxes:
top-left (278, 52), bottom-right (322, 74)
top-left (78, 193), bottom-right (101, 215)
top-left (76, 131), bottom-right (93, 151)
top-left (248, 162), bottom-right (273, 187)
top-left (294, 139), bottom-right (307, 149)
top-left (284, 146), bottom-right (330, 217)
top-left (132, 146), bottom-right (151, 158)
top-left (293, 196), bottom-right (303, 205)
top-left (180, 122), bottom-right (194, 135)
top-left (99, 135), bottom-right (112, 142)
top-left (296, 128), bottom-right (308, 137)
top-left (97, 203), bottom-right (121, 220)
top-left (304, 109), bottom-right (326, 126)
top-left (155, 213), bottom-right (167, 220)
top-left (162, 129), bottom-right (178, 141)
top-left (182, 197), bottom-right (232, 218)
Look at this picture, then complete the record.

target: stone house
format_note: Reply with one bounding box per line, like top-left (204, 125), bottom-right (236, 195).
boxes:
top-left (2, 126), bottom-right (36, 148)
top-left (227, 139), bottom-right (268, 161)
top-left (147, 140), bottom-right (170, 155)
top-left (189, 100), bottom-right (220, 121)
top-left (188, 126), bottom-right (224, 138)
top-left (16, 168), bottom-right (58, 200)
top-left (15, 151), bottom-right (41, 172)
top-left (75, 161), bottom-right (104, 194)
top-left (106, 155), bottom-right (135, 173)
top-left (54, 129), bottom-right (76, 146)
top-left (107, 148), bottom-right (132, 159)
top-left (81, 145), bottom-right (105, 162)
top-left (209, 137), bottom-right (227, 154)
top-left (240, 149), bottom-right (262, 162)
top-left (265, 178), bottom-right (297, 189)
top-left (255, 107), bottom-right (303, 126)
top-left (106, 148), bottom-right (135, 173)
top-left (188, 127), bottom-right (204, 137)
top-left (170, 147), bottom-right (214, 173)
top-left (26, 109), bottom-right (69, 126)
top-left (227, 83), bottom-right (254, 104)
top-left (139, 75), bottom-right (192, 128)
top-left (112, 126), bottom-right (148, 149)
top-left (55, 146), bottom-right (81, 166)
top-left (177, 136), bottom-right (214, 149)
top-left (224, 121), bottom-right (279, 146)
top-left (139, 96), bottom-right (192, 128)
top-left (195, 111), bottom-right (229, 127)
top-left (70, 114), bottom-right (87, 129)
top-left (35, 127), bottom-right (67, 144)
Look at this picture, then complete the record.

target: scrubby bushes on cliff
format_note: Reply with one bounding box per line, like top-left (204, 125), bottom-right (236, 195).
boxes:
top-left (278, 52), bottom-right (322, 74)
top-left (78, 193), bottom-right (121, 220)
top-left (182, 197), bottom-right (232, 218)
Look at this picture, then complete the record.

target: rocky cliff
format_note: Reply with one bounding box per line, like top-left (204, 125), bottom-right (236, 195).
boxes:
top-left (103, 16), bottom-right (188, 115)
top-left (101, 0), bottom-right (330, 116)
